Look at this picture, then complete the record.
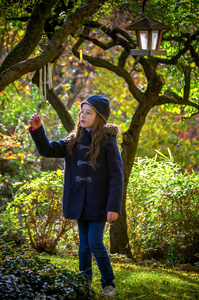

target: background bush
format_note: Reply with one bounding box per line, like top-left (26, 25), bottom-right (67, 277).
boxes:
top-left (3, 170), bottom-right (76, 254)
top-left (127, 151), bottom-right (199, 265)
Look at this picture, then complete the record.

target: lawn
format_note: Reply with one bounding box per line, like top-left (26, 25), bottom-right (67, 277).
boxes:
top-left (47, 254), bottom-right (199, 299)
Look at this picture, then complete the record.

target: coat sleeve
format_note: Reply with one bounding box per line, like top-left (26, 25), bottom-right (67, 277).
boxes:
top-left (29, 125), bottom-right (67, 158)
top-left (105, 135), bottom-right (123, 213)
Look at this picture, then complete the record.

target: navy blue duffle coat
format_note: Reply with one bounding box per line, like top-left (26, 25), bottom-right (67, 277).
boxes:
top-left (29, 124), bottom-right (123, 221)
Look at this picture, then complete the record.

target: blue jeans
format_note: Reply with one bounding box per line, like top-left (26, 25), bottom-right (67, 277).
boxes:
top-left (77, 220), bottom-right (115, 288)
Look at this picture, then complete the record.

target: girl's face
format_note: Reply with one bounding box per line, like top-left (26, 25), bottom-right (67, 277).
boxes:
top-left (80, 103), bottom-right (97, 129)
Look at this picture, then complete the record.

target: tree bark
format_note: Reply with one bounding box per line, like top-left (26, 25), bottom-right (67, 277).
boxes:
top-left (110, 182), bottom-right (132, 258)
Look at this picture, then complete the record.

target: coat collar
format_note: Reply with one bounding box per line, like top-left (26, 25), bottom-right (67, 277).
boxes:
top-left (83, 124), bottom-right (120, 136)
top-left (104, 124), bottom-right (120, 136)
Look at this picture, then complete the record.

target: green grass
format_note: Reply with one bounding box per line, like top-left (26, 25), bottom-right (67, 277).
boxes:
top-left (45, 254), bottom-right (199, 299)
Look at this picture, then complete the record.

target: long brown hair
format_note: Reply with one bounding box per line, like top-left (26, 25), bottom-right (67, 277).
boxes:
top-left (66, 112), bottom-right (106, 169)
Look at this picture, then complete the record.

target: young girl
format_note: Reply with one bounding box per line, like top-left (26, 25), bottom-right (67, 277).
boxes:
top-left (29, 95), bottom-right (123, 297)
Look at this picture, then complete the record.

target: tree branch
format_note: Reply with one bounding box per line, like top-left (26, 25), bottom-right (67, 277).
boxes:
top-left (118, 50), bottom-right (129, 68)
top-left (154, 64), bottom-right (196, 110)
top-left (72, 37), bottom-right (145, 102)
top-left (0, 0), bottom-right (106, 92)
top-left (183, 66), bottom-right (191, 102)
top-left (83, 21), bottom-right (136, 50)
top-left (0, 0), bottom-right (59, 72)
top-left (188, 44), bottom-right (199, 68)
top-left (84, 21), bottom-right (134, 43)
top-left (138, 56), bottom-right (158, 81)
top-left (155, 94), bottom-right (199, 111)
top-left (157, 29), bottom-right (199, 65)
top-left (78, 33), bottom-right (115, 50)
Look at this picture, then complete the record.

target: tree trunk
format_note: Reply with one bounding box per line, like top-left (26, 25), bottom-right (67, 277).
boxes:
top-left (110, 183), bottom-right (133, 258)
top-left (110, 74), bottom-right (165, 257)
top-left (110, 103), bottom-right (146, 258)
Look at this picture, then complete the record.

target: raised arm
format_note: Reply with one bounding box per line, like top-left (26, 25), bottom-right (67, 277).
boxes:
top-left (29, 115), bottom-right (67, 158)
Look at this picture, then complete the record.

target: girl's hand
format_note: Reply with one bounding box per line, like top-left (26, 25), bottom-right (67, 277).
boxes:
top-left (30, 114), bottom-right (42, 129)
top-left (107, 211), bottom-right (118, 222)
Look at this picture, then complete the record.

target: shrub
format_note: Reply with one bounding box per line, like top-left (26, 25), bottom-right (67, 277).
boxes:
top-left (3, 170), bottom-right (75, 254)
top-left (0, 245), bottom-right (95, 300)
top-left (127, 151), bottom-right (199, 265)
top-left (0, 127), bottom-right (42, 206)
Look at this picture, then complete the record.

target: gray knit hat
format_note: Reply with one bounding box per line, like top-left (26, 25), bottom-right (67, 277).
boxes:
top-left (80, 95), bottom-right (110, 123)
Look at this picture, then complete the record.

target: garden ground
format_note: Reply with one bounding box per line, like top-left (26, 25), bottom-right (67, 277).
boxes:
top-left (47, 253), bottom-right (199, 299)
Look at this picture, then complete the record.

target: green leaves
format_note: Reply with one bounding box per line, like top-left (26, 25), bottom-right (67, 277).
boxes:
top-left (127, 153), bottom-right (199, 264)
top-left (5, 171), bottom-right (74, 254)
top-left (0, 246), bottom-right (95, 299)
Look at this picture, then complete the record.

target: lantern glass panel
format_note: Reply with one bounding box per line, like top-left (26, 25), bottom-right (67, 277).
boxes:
top-left (152, 30), bottom-right (159, 50)
top-left (140, 31), bottom-right (148, 49)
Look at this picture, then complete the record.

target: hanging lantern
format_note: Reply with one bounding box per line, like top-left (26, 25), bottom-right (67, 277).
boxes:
top-left (126, 17), bottom-right (169, 56)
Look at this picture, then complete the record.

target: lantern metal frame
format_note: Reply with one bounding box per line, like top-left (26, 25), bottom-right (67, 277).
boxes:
top-left (126, 17), bottom-right (169, 56)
